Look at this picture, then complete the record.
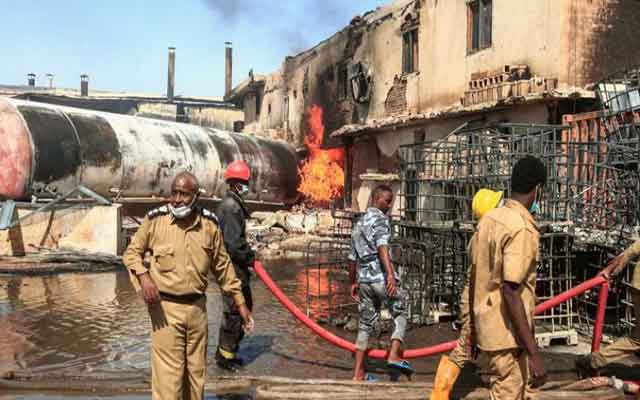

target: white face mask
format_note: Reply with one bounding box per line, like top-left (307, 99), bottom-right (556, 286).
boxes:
top-left (168, 195), bottom-right (197, 219)
top-left (237, 183), bottom-right (250, 197)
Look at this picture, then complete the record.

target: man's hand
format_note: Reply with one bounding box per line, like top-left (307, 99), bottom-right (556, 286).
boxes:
top-left (385, 276), bottom-right (397, 297)
top-left (139, 273), bottom-right (160, 304)
top-left (599, 254), bottom-right (625, 280)
top-left (529, 352), bottom-right (547, 388)
top-left (238, 304), bottom-right (254, 334)
top-left (350, 283), bottom-right (359, 301)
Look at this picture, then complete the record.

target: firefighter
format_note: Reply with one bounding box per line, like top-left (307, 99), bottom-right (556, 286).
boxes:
top-left (430, 188), bottom-right (504, 400)
top-left (215, 160), bottom-right (257, 371)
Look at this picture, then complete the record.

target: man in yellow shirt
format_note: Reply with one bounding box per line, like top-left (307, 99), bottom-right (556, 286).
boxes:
top-left (430, 188), bottom-right (504, 400)
top-left (123, 172), bottom-right (253, 400)
top-left (470, 156), bottom-right (547, 399)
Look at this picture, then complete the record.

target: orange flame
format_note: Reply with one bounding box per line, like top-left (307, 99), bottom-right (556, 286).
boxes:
top-left (298, 105), bottom-right (345, 205)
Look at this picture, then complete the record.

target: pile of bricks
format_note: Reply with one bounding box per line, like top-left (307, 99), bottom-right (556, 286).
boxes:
top-left (462, 64), bottom-right (558, 107)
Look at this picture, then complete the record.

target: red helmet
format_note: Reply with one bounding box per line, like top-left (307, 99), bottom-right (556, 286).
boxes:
top-left (224, 160), bottom-right (251, 181)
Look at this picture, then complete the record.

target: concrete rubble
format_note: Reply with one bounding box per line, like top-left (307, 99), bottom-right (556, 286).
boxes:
top-left (248, 206), bottom-right (336, 260)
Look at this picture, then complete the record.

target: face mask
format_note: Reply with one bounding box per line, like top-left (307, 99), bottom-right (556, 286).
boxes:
top-left (169, 194), bottom-right (197, 219)
top-left (237, 183), bottom-right (250, 197)
top-left (528, 201), bottom-right (541, 215)
top-left (528, 186), bottom-right (542, 215)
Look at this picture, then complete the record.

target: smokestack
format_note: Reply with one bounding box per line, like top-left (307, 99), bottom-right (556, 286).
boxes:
top-left (27, 73), bottom-right (36, 87)
top-left (46, 74), bottom-right (54, 89)
top-left (80, 74), bottom-right (89, 97)
top-left (167, 47), bottom-right (176, 101)
top-left (225, 42), bottom-right (233, 97)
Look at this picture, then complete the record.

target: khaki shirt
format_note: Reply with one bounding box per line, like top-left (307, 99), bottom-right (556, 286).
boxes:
top-left (618, 239), bottom-right (640, 289)
top-left (123, 206), bottom-right (245, 306)
top-left (470, 200), bottom-right (539, 352)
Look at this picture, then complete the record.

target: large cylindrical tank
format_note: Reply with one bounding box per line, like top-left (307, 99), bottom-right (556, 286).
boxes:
top-left (0, 98), bottom-right (300, 203)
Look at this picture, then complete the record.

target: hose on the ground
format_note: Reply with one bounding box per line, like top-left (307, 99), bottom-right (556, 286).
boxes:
top-left (254, 261), bottom-right (607, 360)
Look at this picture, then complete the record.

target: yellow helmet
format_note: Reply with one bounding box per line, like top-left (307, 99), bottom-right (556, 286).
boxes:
top-left (472, 189), bottom-right (504, 220)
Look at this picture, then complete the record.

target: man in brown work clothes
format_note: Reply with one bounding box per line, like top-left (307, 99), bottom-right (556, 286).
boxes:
top-left (123, 172), bottom-right (254, 400)
top-left (470, 155), bottom-right (547, 399)
top-left (576, 239), bottom-right (640, 376)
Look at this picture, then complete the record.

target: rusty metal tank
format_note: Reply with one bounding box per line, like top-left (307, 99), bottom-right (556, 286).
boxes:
top-left (0, 98), bottom-right (300, 203)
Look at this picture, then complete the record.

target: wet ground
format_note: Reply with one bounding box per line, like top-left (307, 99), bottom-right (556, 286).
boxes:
top-left (0, 258), bottom-right (633, 399)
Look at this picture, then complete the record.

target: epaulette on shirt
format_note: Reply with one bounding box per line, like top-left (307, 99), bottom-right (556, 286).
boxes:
top-left (200, 208), bottom-right (219, 224)
top-left (147, 205), bottom-right (170, 219)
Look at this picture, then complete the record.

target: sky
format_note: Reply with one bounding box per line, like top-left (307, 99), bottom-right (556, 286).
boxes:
top-left (2, 0), bottom-right (387, 97)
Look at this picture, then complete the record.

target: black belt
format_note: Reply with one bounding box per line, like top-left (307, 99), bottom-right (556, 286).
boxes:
top-left (159, 291), bottom-right (205, 304)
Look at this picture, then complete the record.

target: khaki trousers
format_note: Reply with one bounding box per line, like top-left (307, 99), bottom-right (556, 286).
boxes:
top-left (450, 286), bottom-right (473, 368)
top-left (149, 297), bottom-right (207, 400)
top-left (592, 290), bottom-right (640, 369)
top-left (486, 349), bottom-right (529, 400)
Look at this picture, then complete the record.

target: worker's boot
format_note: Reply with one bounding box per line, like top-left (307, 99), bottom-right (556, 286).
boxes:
top-left (574, 354), bottom-right (597, 379)
top-left (429, 355), bottom-right (461, 400)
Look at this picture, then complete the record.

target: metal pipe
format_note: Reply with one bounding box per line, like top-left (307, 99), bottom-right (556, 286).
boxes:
top-left (80, 75), bottom-right (89, 97)
top-left (167, 47), bottom-right (175, 101)
top-left (0, 98), bottom-right (300, 204)
top-left (591, 281), bottom-right (610, 353)
top-left (225, 42), bottom-right (233, 97)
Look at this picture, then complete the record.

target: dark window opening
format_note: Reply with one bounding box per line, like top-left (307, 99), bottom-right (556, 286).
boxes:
top-left (402, 29), bottom-right (419, 74)
top-left (268, 103), bottom-right (272, 114)
top-left (337, 63), bottom-right (349, 100)
top-left (468, 0), bottom-right (492, 53)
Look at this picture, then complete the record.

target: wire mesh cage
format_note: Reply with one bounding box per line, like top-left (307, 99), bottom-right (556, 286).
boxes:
top-left (534, 231), bottom-right (578, 346)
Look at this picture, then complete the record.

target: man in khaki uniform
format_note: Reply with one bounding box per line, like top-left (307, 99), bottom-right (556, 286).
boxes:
top-left (576, 239), bottom-right (640, 376)
top-left (431, 188), bottom-right (504, 400)
top-left (123, 172), bottom-right (254, 400)
top-left (470, 156), bottom-right (547, 400)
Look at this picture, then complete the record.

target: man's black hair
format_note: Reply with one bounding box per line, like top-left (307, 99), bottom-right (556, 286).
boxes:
top-left (511, 155), bottom-right (547, 194)
top-left (372, 184), bottom-right (393, 201)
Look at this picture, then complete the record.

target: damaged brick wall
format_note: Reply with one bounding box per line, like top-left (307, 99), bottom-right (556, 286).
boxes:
top-left (384, 76), bottom-right (408, 115)
top-left (568, 0), bottom-right (640, 86)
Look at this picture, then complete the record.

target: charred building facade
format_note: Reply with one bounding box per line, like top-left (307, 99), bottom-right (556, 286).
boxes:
top-left (227, 0), bottom-right (640, 210)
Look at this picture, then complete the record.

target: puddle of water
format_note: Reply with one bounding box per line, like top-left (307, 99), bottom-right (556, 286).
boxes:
top-left (0, 258), bottom-right (591, 399)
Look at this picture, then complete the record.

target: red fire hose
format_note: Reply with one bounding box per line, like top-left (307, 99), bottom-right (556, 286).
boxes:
top-left (254, 261), bottom-right (609, 359)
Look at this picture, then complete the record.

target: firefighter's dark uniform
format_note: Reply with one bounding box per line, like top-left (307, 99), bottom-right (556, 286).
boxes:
top-left (215, 190), bottom-right (255, 363)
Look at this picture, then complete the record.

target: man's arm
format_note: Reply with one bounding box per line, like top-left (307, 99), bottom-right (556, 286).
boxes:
top-left (218, 205), bottom-right (255, 267)
top-left (122, 217), bottom-right (159, 304)
top-left (501, 228), bottom-right (546, 386)
top-left (601, 239), bottom-right (640, 279)
top-left (502, 282), bottom-right (544, 382)
top-left (211, 228), bottom-right (254, 331)
top-left (373, 218), bottom-right (396, 296)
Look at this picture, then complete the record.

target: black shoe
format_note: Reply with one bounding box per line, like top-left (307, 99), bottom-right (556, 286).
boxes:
top-left (575, 354), bottom-right (597, 379)
top-left (216, 357), bottom-right (240, 372)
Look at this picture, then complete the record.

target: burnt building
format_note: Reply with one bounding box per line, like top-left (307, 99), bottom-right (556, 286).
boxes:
top-left (226, 0), bottom-right (640, 210)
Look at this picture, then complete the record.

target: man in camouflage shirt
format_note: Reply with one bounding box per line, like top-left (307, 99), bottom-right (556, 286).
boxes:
top-left (348, 184), bottom-right (411, 381)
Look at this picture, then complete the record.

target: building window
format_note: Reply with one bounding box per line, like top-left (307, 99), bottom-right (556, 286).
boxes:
top-left (402, 29), bottom-right (419, 74)
top-left (468, 0), bottom-right (492, 53)
top-left (337, 63), bottom-right (349, 100)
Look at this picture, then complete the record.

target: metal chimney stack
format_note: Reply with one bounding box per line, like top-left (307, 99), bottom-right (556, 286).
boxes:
top-left (46, 74), bottom-right (54, 89)
top-left (225, 42), bottom-right (233, 97)
top-left (167, 47), bottom-right (176, 101)
top-left (27, 73), bottom-right (36, 87)
top-left (80, 74), bottom-right (89, 96)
